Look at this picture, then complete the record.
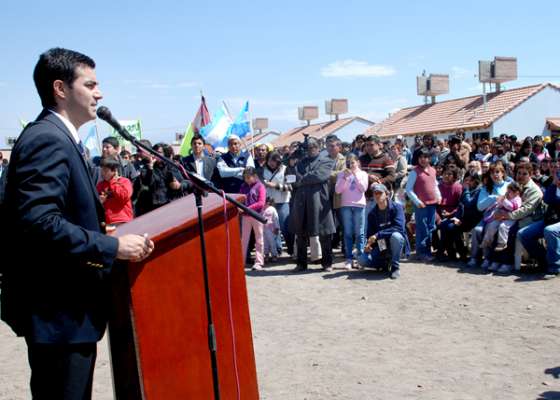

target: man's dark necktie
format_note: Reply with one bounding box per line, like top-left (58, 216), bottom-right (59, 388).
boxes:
top-left (78, 141), bottom-right (87, 159)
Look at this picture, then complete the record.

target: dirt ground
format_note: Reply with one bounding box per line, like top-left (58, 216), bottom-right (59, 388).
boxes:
top-left (1, 254), bottom-right (560, 399)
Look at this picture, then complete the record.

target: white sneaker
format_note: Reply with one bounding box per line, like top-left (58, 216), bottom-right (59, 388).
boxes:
top-left (480, 259), bottom-right (491, 269)
top-left (344, 260), bottom-right (353, 270)
top-left (488, 262), bottom-right (501, 272)
top-left (497, 264), bottom-right (513, 274)
top-left (252, 264), bottom-right (263, 271)
top-left (466, 258), bottom-right (478, 268)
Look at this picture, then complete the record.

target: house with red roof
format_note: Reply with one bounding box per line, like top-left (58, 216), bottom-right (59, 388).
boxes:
top-left (364, 83), bottom-right (560, 141)
top-left (272, 116), bottom-right (374, 147)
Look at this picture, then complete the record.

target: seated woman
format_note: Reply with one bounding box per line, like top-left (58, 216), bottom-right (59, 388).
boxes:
top-left (357, 184), bottom-right (410, 279)
top-left (488, 161), bottom-right (543, 274)
top-left (467, 163), bottom-right (509, 269)
top-left (435, 167), bottom-right (463, 260)
top-left (439, 172), bottom-right (483, 261)
top-left (519, 169), bottom-right (560, 275)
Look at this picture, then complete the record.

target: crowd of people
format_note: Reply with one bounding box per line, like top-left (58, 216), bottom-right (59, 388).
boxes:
top-left (52, 128), bottom-right (560, 280)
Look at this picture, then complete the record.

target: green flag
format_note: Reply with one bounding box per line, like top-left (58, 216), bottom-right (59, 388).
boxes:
top-left (19, 118), bottom-right (28, 129)
top-left (178, 123), bottom-right (194, 156)
top-left (111, 120), bottom-right (142, 151)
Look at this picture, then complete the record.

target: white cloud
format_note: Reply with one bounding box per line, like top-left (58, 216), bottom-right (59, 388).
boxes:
top-left (321, 60), bottom-right (396, 78)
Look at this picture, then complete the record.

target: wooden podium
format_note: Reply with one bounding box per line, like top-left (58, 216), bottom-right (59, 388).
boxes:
top-left (109, 193), bottom-right (259, 399)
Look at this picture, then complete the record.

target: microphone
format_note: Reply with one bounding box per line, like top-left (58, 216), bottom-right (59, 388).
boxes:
top-left (96, 106), bottom-right (134, 141)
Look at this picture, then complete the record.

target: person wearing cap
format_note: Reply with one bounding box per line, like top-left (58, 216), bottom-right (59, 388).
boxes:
top-left (405, 148), bottom-right (442, 261)
top-left (357, 183), bottom-right (409, 279)
top-left (359, 135), bottom-right (396, 218)
top-left (216, 135), bottom-right (255, 193)
top-left (289, 137), bottom-right (336, 272)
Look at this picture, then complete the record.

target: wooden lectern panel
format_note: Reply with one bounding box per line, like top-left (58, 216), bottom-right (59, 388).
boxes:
top-left (110, 193), bottom-right (259, 399)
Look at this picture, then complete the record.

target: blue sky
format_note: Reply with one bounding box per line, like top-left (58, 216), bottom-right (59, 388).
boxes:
top-left (1, 0), bottom-right (559, 146)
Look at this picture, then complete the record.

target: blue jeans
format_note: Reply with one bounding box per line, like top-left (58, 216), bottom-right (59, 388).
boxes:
top-left (414, 205), bottom-right (436, 257)
top-left (340, 206), bottom-right (365, 260)
top-left (275, 202), bottom-right (291, 252)
top-left (357, 232), bottom-right (405, 271)
top-left (364, 200), bottom-right (376, 235)
top-left (520, 220), bottom-right (560, 272)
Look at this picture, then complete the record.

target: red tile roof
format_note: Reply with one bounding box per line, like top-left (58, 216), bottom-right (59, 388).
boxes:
top-left (365, 83), bottom-right (560, 137)
top-left (547, 117), bottom-right (560, 130)
top-left (272, 117), bottom-right (373, 147)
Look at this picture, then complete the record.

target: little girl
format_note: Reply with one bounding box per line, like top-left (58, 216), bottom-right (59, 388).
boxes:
top-left (481, 182), bottom-right (522, 251)
top-left (262, 197), bottom-right (280, 262)
top-left (239, 167), bottom-right (266, 270)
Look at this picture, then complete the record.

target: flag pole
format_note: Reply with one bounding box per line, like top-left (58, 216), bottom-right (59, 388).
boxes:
top-left (94, 118), bottom-right (102, 153)
top-left (249, 101), bottom-right (255, 155)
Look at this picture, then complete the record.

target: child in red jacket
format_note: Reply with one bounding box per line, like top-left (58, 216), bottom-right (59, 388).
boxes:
top-left (97, 156), bottom-right (133, 226)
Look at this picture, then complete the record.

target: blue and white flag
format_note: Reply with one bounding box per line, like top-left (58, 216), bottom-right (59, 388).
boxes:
top-left (83, 125), bottom-right (101, 158)
top-left (227, 101), bottom-right (251, 139)
top-left (201, 104), bottom-right (233, 148)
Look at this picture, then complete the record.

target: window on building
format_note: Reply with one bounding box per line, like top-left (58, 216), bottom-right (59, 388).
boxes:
top-left (472, 132), bottom-right (490, 141)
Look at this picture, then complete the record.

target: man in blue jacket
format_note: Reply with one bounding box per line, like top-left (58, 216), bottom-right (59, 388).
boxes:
top-left (1, 48), bottom-right (154, 399)
top-left (357, 183), bottom-right (410, 279)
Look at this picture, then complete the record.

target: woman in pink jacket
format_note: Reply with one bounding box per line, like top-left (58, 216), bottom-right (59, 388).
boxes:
top-left (335, 154), bottom-right (369, 270)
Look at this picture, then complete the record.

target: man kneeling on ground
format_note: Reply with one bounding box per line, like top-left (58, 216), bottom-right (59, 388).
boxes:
top-left (357, 184), bottom-right (409, 279)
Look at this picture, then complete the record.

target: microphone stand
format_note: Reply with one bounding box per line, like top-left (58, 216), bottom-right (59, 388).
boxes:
top-left (112, 127), bottom-right (265, 400)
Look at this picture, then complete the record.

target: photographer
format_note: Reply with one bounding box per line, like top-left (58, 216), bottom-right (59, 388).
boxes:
top-left (97, 156), bottom-right (133, 227)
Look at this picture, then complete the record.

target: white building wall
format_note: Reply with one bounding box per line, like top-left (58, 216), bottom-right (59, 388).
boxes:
top-left (334, 120), bottom-right (374, 143)
top-left (491, 86), bottom-right (560, 140)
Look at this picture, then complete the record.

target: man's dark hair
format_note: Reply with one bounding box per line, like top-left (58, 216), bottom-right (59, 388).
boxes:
top-left (33, 47), bottom-right (96, 108)
top-left (418, 148), bottom-right (431, 158)
top-left (99, 156), bottom-right (120, 171)
top-left (366, 135), bottom-right (381, 144)
top-left (191, 133), bottom-right (205, 145)
top-left (102, 136), bottom-right (120, 149)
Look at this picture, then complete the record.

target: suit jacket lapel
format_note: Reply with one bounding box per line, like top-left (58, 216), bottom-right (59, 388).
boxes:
top-left (41, 111), bottom-right (104, 213)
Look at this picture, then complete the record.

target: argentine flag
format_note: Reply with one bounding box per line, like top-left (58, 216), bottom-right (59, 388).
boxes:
top-left (227, 101), bottom-right (251, 139)
top-left (83, 125), bottom-right (101, 158)
top-left (201, 104), bottom-right (233, 148)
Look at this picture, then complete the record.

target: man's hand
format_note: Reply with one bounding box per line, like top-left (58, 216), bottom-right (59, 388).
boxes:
top-left (494, 210), bottom-right (509, 221)
top-left (117, 234), bottom-right (155, 262)
top-left (451, 217), bottom-right (462, 226)
top-left (417, 201), bottom-right (426, 208)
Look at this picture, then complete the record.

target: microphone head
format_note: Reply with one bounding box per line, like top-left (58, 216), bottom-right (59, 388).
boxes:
top-left (96, 106), bottom-right (112, 121)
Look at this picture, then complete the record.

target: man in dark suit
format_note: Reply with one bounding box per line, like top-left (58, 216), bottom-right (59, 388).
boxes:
top-left (182, 133), bottom-right (217, 184)
top-left (1, 48), bottom-right (154, 400)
